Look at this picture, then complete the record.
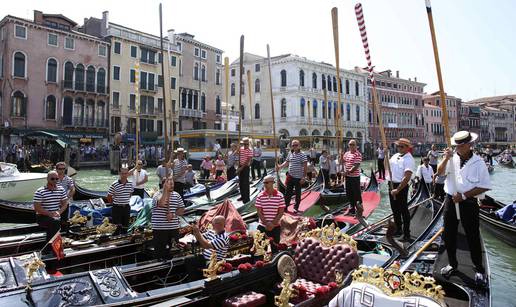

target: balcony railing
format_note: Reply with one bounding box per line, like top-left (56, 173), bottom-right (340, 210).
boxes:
top-left (179, 108), bottom-right (204, 118)
top-left (63, 79), bottom-right (73, 89)
top-left (140, 84), bottom-right (158, 93)
top-left (62, 80), bottom-right (108, 94)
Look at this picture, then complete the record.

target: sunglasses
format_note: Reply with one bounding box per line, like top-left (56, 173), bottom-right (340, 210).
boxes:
top-left (264, 181), bottom-right (274, 184)
top-left (292, 144), bottom-right (299, 147)
top-left (57, 167), bottom-right (66, 170)
top-left (50, 177), bottom-right (59, 181)
top-left (396, 145), bottom-right (406, 148)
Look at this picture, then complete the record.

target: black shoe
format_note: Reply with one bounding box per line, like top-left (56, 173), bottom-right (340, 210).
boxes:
top-left (475, 272), bottom-right (487, 288)
top-left (440, 264), bottom-right (457, 278)
top-left (393, 230), bottom-right (403, 237)
top-left (348, 208), bottom-right (356, 215)
top-left (401, 235), bottom-right (413, 243)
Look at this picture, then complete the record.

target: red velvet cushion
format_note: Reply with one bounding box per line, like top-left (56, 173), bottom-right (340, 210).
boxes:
top-left (223, 291), bottom-right (266, 307)
top-left (294, 238), bottom-right (358, 284)
top-left (292, 278), bottom-right (322, 295)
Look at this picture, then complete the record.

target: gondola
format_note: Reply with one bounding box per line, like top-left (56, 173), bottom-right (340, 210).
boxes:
top-left (280, 171), bottom-right (325, 215)
top-left (496, 156), bottom-right (514, 168)
top-left (319, 169), bottom-right (379, 209)
top-left (73, 183), bottom-right (151, 201)
top-left (479, 195), bottom-right (516, 247)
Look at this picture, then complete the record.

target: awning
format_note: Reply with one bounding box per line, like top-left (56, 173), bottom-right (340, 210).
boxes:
top-left (22, 130), bottom-right (74, 148)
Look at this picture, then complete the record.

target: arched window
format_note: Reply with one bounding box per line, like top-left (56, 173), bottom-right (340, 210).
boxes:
top-left (75, 64), bottom-right (85, 90)
top-left (241, 105), bottom-right (245, 119)
top-left (231, 83), bottom-right (235, 96)
top-left (312, 129), bottom-right (320, 136)
top-left (13, 52), bottom-right (26, 78)
top-left (46, 58), bottom-right (58, 82)
top-left (346, 103), bottom-right (351, 121)
top-left (201, 93), bottom-right (206, 112)
top-left (97, 68), bottom-right (106, 93)
top-left (255, 79), bottom-right (260, 93)
top-left (322, 101), bottom-right (326, 119)
top-left (181, 90), bottom-right (187, 108)
top-left (281, 98), bottom-right (287, 118)
top-left (300, 98), bottom-right (305, 117)
top-left (187, 90), bottom-right (193, 109)
top-left (194, 63), bottom-right (199, 80)
top-left (321, 74), bottom-right (326, 89)
top-left (368, 109), bottom-right (372, 123)
top-left (11, 91), bottom-right (25, 117)
top-left (255, 103), bottom-right (260, 119)
top-left (333, 77), bottom-right (337, 92)
top-left (201, 64), bottom-right (206, 81)
top-left (355, 81), bottom-right (360, 96)
top-left (328, 101), bottom-right (332, 119)
top-left (280, 70), bottom-right (287, 87)
top-left (86, 66), bottom-right (95, 92)
top-left (240, 81), bottom-right (245, 95)
top-left (299, 70), bottom-right (305, 87)
top-left (356, 105), bottom-right (360, 121)
top-left (216, 69), bottom-right (220, 85)
top-left (215, 96), bottom-right (221, 114)
top-left (299, 129), bottom-right (308, 136)
top-left (64, 62), bottom-right (74, 88)
top-left (313, 99), bottom-right (317, 118)
top-left (312, 73), bottom-right (317, 88)
top-left (328, 76), bottom-right (332, 92)
top-left (345, 79), bottom-right (350, 95)
top-left (45, 95), bottom-right (57, 120)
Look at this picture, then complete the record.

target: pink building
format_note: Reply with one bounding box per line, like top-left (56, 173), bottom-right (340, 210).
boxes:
top-left (422, 91), bottom-right (461, 145)
top-left (0, 11), bottom-right (109, 145)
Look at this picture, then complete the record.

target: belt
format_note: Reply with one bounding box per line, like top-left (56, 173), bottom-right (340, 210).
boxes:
top-left (446, 194), bottom-right (478, 201)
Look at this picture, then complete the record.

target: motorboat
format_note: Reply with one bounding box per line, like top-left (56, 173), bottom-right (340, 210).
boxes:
top-left (0, 162), bottom-right (46, 201)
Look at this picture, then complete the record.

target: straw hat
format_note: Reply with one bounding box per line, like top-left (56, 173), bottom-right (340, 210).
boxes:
top-left (451, 131), bottom-right (478, 146)
top-left (174, 147), bottom-right (186, 153)
top-left (394, 138), bottom-right (412, 148)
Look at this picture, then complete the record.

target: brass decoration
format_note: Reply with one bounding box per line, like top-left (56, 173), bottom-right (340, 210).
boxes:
top-left (352, 263), bottom-right (446, 305)
top-left (25, 257), bottom-right (45, 290)
top-left (203, 251), bottom-right (226, 281)
top-left (69, 211), bottom-right (87, 226)
top-left (274, 272), bottom-right (297, 307)
top-left (335, 269), bottom-right (344, 286)
top-left (251, 230), bottom-right (270, 257)
top-left (96, 218), bottom-right (117, 235)
top-left (299, 224), bottom-right (357, 250)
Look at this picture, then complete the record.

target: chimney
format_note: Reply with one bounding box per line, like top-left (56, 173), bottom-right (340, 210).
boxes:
top-left (396, 70), bottom-right (399, 78)
top-left (167, 29), bottom-right (176, 44)
top-left (33, 10), bottom-right (43, 24)
top-left (414, 77), bottom-right (417, 82)
top-left (100, 11), bottom-right (109, 37)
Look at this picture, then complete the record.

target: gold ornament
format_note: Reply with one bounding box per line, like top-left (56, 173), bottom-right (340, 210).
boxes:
top-left (299, 224), bottom-right (357, 250)
top-left (251, 230), bottom-right (270, 257)
top-left (69, 211), bottom-right (87, 226)
top-left (335, 269), bottom-right (344, 286)
top-left (96, 218), bottom-right (117, 235)
top-left (352, 263), bottom-right (446, 305)
top-left (203, 251), bottom-right (226, 281)
top-left (25, 256), bottom-right (45, 290)
top-left (274, 271), bottom-right (298, 307)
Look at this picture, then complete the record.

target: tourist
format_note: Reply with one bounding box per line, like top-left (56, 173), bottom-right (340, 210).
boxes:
top-left (156, 158), bottom-right (171, 189)
top-left (172, 148), bottom-right (188, 199)
top-left (309, 147), bottom-right (318, 164)
top-left (416, 157), bottom-right (434, 191)
top-left (214, 154), bottom-right (226, 179)
top-left (185, 165), bottom-right (196, 188)
top-left (251, 140), bottom-right (263, 180)
top-left (256, 175), bottom-right (285, 250)
top-left (107, 166), bottom-right (134, 234)
top-left (388, 138), bottom-right (415, 241)
top-left (329, 154), bottom-right (338, 186)
top-left (342, 140), bottom-right (363, 217)
top-left (152, 177), bottom-right (185, 260)
top-left (432, 172), bottom-right (446, 201)
top-left (484, 145), bottom-right (493, 166)
top-left (226, 143), bottom-right (239, 181)
top-left (33, 171), bottom-right (68, 247)
top-left (129, 160), bottom-right (147, 199)
top-left (200, 155), bottom-right (213, 180)
top-left (427, 144), bottom-right (439, 173)
top-left (437, 131), bottom-right (490, 285)
top-left (192, 215), bottom-right (229, 261)
top-left (238, 137), bottom-right (253, 203)
top-left (377, 144), bottom-right (385, 180)
top-left (213, 140), bottom-right (222, 157)
top-left (276, 139), bottom-right (307, 213)
top-left (319, 150), bottom-right (330, 186)
top-left (55, 162), bottom-right (75, 223)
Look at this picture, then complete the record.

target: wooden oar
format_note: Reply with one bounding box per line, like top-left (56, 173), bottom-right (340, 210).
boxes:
top-left (266, 44), bottom-right (278, 163)
top-left (224, 57), bottom-right (230, 154)
top-left (331, 7), bottom-right (343, 156)
top-left (238, 35), bottom-right (244, 141)
top-left (400, 227), bottom-right (444, 272)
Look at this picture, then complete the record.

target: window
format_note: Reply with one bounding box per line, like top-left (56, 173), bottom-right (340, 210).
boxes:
top-left (157, 75), bottom-right (164, 87)
top-left (45, 95), bottom-right (56, 120)
top-left (114, 42), bottom-right (121, 54)
top-left (216, 69), bottom-right (221, 85)
top-left (13, 52), bottom-right (26, 78)
top-left (129, 94), bottom-right (136, 110)
top-left (201, 93), bottom-right (206, 111)
top-left (140, 72), bottom-right (147, 90)
top-left (11, 91), bottom-right (25, 117)
top-left (158, 53), bottom-right (163, 63)
top-left (255, 103), bottom-right (260, 119)
top-left (231, 69), bottom-right (235, 77)
top-left (255, 79), bottom-right (260, 93)
top-left (356, 105), bottom-right (360, 121)
top-left (14, 25), bottom-right (26, 39)
top-left (312, 73), bottom-right (317, 88)
top-left (300, 99), bottom-right (305, 117)
top-left (47, 33), bottom-right (58, 46)
top-left (313, 100), bottom-right (317, 118)
top-left (280, 70), bottom-right (287, 87)
top-left (176, 42), bottom-right (182, 52)
top-left (322, 102), bottom-right (326, 118)
top-left (113, 66), bottom-right (120, 80)
top-left (231, 83), bottom-right (235, 96)
top-left (64, 37), bottom-right (74, 50)
top-left (355, 81), bottom-right (360, 96)
top-left (140, 48), bottom-right (155, 64)
top-left (201, 64), bottom-right (206, 81)
top-left (255, 63), bottom-right (260, 72)
top-left (194, 47), bottom-right (200, 57)
top-left (328, 76), bottom-right (333, 91)
top-left (130, 69), bottom-right (135, 83)
top-left (170, 77), bottom-right (176, 89)
top-left (171, 55), bottom-right (177, 66)
top-left (345, 79), bottom-right (350, 95)
top-left (112, 92), bottom-right (120, 108)
top-left (201, 49), bottom-right (207, 59)
top-left (130, 46), bottom-right (137, 58)
top-left (216, 54), bottom-right (221, 63)
top-left (346, 104), bottom-right (351, 121)
top-left (98, 45), bottom-right (107, 57)
top-left (240, 105), bottom-right (245, 119)
top-left (299, 70), bottom-right (305, 87)
top-left (216, 96), bottom-right (221, 114)
top-left (322, 75), bottom-right (326, 90)
top-left (333, 77), bottom-right (337, 92)
top-left (281, 98), bottom-right (287, 118)
top-left (194, 63), bottom-right (199, 80)
top-left (46, 58), bottom-right (57, 82)
top-left (157, 120), bottom-right (163, 136)
top-left (64, 62), bottom-right (74, 88)
top-left (148, 73), bottom-right (155, 90)
top-left (86, 66), bottom-right (95, 91)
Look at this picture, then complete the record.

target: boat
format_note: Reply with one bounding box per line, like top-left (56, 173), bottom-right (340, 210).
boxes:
top-left (73, 183), bottom-right (151, 202)
top-left (319, 169), bottom-right (378, 207)
top-left (479, 195), bottom-right (516, 247)
top-left (280, 171), bottom-right (325, 215)
top-left (496, 155), bottom-right (514, 168)
top-left (0, 162), bottom-right (47, 201)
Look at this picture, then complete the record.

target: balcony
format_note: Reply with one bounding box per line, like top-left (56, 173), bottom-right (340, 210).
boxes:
top-left (62, 80), bottom-right (108, 95)
top-left (63, 80), bottom-right (73, 89)
top-left (75, 81), bottom-right (85, 91)
top-left (140, 84), bottom-right (158, 93)
top-left (63, 117), bottom-right (108, 128)
top-left (96, 85), bottom-right (108, 94)
top-left (86, 83), bottom-right (95, 93)
top-left (179, 108), bottom-right (204, 118)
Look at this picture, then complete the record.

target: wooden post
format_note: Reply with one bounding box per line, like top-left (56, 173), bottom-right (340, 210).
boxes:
top-left (238, 35), bottom-right (244, 141)
top-left (225, 57), bottom-right (230, 151)
top-left (331, 8), bottom-right (343, 155)
top-left (266, 45), bottom-right (278, 162)
top-left (247, 70), bottom-right (254, 138)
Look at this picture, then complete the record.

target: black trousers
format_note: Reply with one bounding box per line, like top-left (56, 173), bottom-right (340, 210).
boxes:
top-left (202, 169), bottom-right (211, 179)
top-left (239, 166), bottom-right (250, 203)
top-left (388, 182), bottom-right (410, 237)
top-left (430, 164), bottom-right (438, 174)
top-left (152, 228), bottom-right (179, 260)
top-left (112, 204), bottom-right (130, 234)
top-left (258, 224), bottom-right (281, 253)
top-left (285, 177), bottom-right (302, 211)
top-left (185, 254), bottom-right (207, 282)
top-left (443, 195), bottom-right (485, 273)
top-left (132, 188), bottom-right (145, 198)
top-left (216, 170), bottom-right (223, 178)
top-left (36, 214), bottom-right (61, 249)
top-left (227, 166), bottom-right (236, 181)
top-left (251, 160), bottom-right (262, 180)
top-left (174, 181), bottom-right (185, 200)
top-left (434, 183), bottom-right (445, 201)
top-left (345, 176), bottom-right (362, 210)
top-left (377, 158), bottom-right (385, 179)
top-left (322, 169), bottom-right (330, 187)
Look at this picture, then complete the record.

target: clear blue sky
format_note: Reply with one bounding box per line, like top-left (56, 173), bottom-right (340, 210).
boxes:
top-left (5, 0), bottom-right (515, 100)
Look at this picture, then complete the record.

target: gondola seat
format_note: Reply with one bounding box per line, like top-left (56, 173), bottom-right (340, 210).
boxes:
top-left (223, 291), bottom-right (266, 307)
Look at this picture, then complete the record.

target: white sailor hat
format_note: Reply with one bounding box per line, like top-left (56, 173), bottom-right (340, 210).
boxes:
top-left (451, 131), bottom-right (478, 146)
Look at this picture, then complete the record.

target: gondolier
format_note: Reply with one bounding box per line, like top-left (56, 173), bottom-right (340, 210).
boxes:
top-left (238, 137), bottom-right (253, 203)
top-left (319, 150), bottom-right (330, 187)
top-left (171, 148), bottom-right (188, 199)
top-left (129, 160), bottom-right (147, 199)
top-left (55, 161), bottom-right (75, 223)
top-left (156, 158), bottom-right (171, 189)
top-left (152, 177), bottom-right (185, 260)
top-left (276, 139), bottom-right (307, 213)
top-left (255, 175), bottom-right (285, 250)
top-left (416, 157), bottom-right (434, 189)
top-left (192, 215), bottom-right (229, 261)
top-left (437, 131), bottom-right (490, 284)
top-left (251, 141), bottom-right (262, 180)
top-left (342, 140), bottom-right (362, 217)
top-left (388, 138), bottom-right (415, 241)
top-left (226, 143), bottom-right (239, 181)
top-left (427, 144), bottom-right (439, 173)
top-left (33, 171), bottom-right (68, 247)
top-left (107, 167), bottom-right (134, 234)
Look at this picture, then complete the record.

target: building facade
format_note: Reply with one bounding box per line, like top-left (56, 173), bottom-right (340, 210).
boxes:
top-left (358, 68), bottom-right (426, 151)
top-left (422, 92), bottom-right (461, 145)
top-left (228, 53), bottom-right (368, 151)
top-left (0, 11), bottom-right (110, 145)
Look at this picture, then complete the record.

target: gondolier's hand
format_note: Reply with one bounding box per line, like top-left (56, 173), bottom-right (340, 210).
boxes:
top-left (51, 211), bottom-right (60, 218)
top-left (266, 222), bottom-right (274, 232)
top-left (275, 164), bottom-right (279, 172)
top-left (443, 147), bottom-right (453, 160)
top-left (167, 212), bottom-right (175, 221)
top-left (390, 189), bottom-right (399, 197)
top-left (452, 192), bottom-right (464, 203)
top-left (300, 178), bottom-right (305, 185)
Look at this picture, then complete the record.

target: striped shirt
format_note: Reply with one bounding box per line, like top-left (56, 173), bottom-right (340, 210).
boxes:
top-left (227, 151), bottom-right (239, 168)
top-left (151, 191), bottom-right (184, 230)
top-left (108, 180), bottom-right (134, 205)
top-left (287, 151), bottom-right (307, 179)
top-left (343, 151), bottom-right (362, 177)
top-left (202, 230), bottom-right (229, 260)
top-left (33, 186), bottom-right (67, 213)
top-left (57, 175), bottom-right (74, 195)
top-left (255, 190), bottom-right (285, 225)
top-left (239, 147), bottom-right (253, 166)
top-left (173, 159), bottom-right (188, 183)
top-left (253, 147), bottom-right (262, 162)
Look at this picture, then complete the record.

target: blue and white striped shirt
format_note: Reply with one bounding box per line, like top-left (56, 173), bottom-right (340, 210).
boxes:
top-left (202, 230), bottom-right (229, 260)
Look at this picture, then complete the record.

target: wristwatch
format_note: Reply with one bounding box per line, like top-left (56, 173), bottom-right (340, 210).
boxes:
top-left (461, 193), bottom-right (467, 200)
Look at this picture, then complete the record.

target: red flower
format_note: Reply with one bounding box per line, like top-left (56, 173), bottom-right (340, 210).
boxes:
top-left (220, 263), bottom-right (233, 273)
top-left (245, 263), bottom-right (253, 270)
top-left (238, 263), bottom-right (253, 272)
top-left (240, 234), bottom-right (248, 240)
top-left (328, 282), bottom-right (338, 289)
top-left (289, 241), bottom-right (298, 249)
top-left (293, 284), bottom-right (309, 300)
top-left (315, 286), bottom-right (330, 296)
top-left (277, 243), bottom-right (288, 250)
top-left (254, 260), bottom-right (264, 268)
top-left (229, 234), bottom-right (240, 241)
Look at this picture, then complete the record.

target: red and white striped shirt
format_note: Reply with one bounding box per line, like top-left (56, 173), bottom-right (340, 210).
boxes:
top-left (239, 147), bottom-right (253, 167)
top-left (343, 150), bottom-right (362, 177)
top-left (255, 189), bottom-right (285, 225)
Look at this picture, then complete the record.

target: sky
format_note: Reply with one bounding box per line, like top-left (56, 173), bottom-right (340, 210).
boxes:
top-left (4, 0), bottom-right (515, 101)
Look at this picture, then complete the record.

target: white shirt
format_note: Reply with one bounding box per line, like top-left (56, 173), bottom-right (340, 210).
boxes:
top-left (444, 153), bottom-right (490, 199)
top-left (329, 159), bottom-right (337, 175)
top-left (388, 153), bottom-right (415, 183)
top-left (416, 164), bottom-right (434, 183)
top-left (132, 169), bottom-right (148, 189)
